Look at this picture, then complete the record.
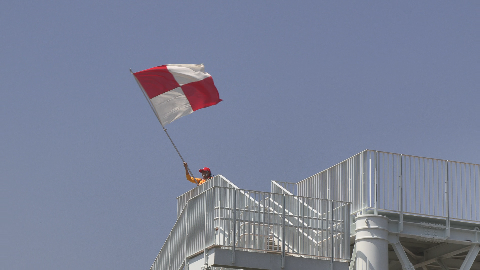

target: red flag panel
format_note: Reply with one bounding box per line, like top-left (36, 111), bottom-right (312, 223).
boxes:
top-left (182, 76), bottom-right (222, 111)
top-left (134, 66), bottom-right (180, 99)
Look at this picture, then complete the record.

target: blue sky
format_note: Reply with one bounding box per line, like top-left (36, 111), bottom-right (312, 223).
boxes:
top-left (2, 1), bottom-right (479, 269)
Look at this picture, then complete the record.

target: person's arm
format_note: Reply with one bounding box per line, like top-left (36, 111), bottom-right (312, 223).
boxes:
top-left (184, 162), bottom-right (199, 184)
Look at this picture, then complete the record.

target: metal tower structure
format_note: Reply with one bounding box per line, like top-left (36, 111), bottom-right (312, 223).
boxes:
top-left (150, 150), bottom-right (480, 270)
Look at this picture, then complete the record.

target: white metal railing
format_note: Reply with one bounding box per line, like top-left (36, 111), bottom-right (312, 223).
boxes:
top-left (296, 150), bottom-right (480, 223)
top-left (150, 186), bottom-right (351, 270)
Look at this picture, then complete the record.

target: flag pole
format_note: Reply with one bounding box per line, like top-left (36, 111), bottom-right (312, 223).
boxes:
top-left (130, 69), bottom-right (198, 184)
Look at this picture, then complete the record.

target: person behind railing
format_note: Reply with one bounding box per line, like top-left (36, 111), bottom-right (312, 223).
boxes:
top-left (183, 162), bottom-right (213, 185)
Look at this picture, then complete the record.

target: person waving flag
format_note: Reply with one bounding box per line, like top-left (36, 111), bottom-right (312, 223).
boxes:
top-left (131, 64), bottom-right (222, 185)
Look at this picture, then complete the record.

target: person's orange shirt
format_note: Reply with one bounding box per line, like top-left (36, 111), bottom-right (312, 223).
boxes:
top-left (186, 172), bottom-right (206, 185)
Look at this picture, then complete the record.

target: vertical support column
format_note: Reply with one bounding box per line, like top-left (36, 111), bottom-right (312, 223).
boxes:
top-left (354, 214), bottom-right (389, 270)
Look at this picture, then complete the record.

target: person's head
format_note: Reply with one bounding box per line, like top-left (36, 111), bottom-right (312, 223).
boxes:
top-left (199, 167), bottom-right (211, 179)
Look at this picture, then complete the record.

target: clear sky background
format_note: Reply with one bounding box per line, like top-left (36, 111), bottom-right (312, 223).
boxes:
top-left (2, 1), bottom-right (479, 269)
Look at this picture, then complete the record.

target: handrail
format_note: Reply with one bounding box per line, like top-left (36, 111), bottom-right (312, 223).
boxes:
top-left (296, 149), bottom-right (480, 223)
top-left (271, 180), bottom-right (296, 195)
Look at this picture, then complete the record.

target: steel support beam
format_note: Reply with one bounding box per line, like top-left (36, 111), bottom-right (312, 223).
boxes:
top-left (413, 244), bottom-right (473, 269)
top-left (424, 243), bottom-right (471, 260)
top-left (435, 258), bottom-right (449, 270)
top-left (387, 219), bottom-right (479, 245)
top-left (459, 244), bottom-right (480, 270)
top-left (388, 235), bottom-right (415, 270)
top-left (440, 257), bottom-right (480, 269)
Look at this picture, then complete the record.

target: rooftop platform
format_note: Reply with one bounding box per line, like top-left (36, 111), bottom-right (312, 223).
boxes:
top-left (151, 150), bottom-right (479, 270)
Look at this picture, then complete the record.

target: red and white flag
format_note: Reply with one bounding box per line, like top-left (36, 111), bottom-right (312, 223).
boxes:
top-left (133, 64), bottom-right (222, 126)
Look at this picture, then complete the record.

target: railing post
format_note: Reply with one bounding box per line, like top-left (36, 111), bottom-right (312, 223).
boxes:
top-left (184, 201), bottom-right (189, 270)
top-left (374, 151), bottom-right (378, 215)
top-left (330, 200), bottom-right (334, 270)
top-left (231, 188), bottom-right (236, 264)
top-left (360, 153), bottom-right (364, 214)
top-left (399, 154), bottom-right (404, 233)
top-left (446, 161), bottom-right (450, 238)
top-left (168, 250), bottom-right (171, 270)
top-left (344, 203), bottom-right (351, 260)
top-left (204, 189), bottom-right (208, 267)
top-left (281, 194), bottom-right (286, 268)
top-left (369, 155), bottom-right (372, 211)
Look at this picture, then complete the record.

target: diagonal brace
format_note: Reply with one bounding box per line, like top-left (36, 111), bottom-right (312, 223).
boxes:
top-left (459, 244), bottom-right (480, 270)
